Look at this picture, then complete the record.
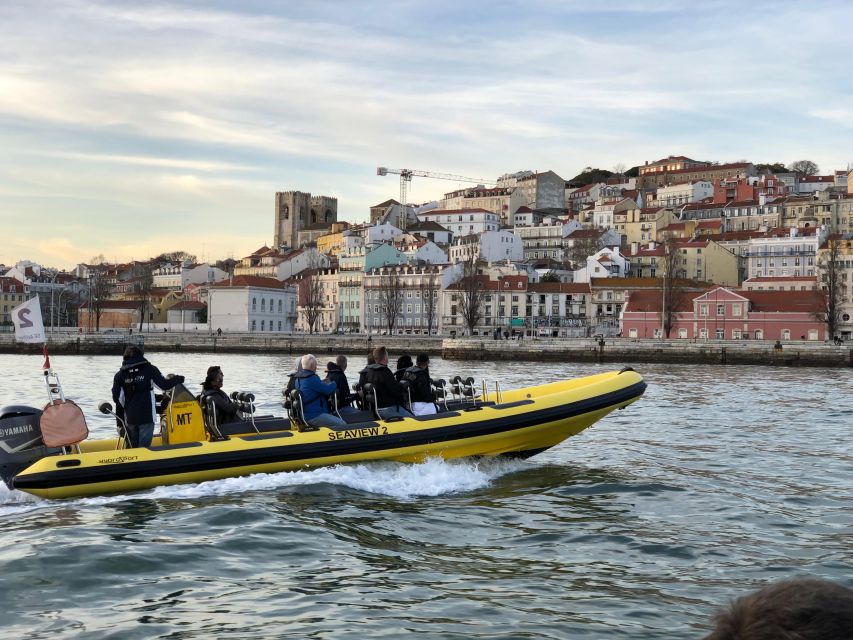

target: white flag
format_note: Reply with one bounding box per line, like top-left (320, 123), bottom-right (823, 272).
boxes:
top-left (12, 297), bottom-right (46, 344)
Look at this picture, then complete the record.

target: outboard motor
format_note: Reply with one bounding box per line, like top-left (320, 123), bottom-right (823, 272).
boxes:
top-left (0, 405), bottom-right (57, 489)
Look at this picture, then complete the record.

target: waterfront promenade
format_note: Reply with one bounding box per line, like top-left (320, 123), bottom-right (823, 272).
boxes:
top-left (0, 331), bottom-right (849, 367)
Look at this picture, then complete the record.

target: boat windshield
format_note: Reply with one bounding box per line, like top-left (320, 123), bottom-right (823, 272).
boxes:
top-left (170, 384), bottom-right (197, 403)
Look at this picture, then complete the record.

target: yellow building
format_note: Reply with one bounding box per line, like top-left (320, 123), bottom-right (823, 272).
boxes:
top-left (316, 222), bottom-right (360, 257)
top-left (620, 206), bottom-right (677, 245)
top-left (627, 239), bottom-right (739, 286)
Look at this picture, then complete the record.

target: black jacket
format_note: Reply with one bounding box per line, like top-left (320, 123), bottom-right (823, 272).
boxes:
top-left (363, 363), bottom-right (405, 408)
top-left (325, 362), bottom-right (353, 408)
top-left (111, 355), bottom-right (185, 426)
top-left (404, 366), bottom-right (435, 403)
top-left (201, 388), bottom-right (239, 424)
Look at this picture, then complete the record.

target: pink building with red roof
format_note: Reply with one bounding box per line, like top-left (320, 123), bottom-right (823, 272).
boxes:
top-left (622, 285), bottom-right (827, 341)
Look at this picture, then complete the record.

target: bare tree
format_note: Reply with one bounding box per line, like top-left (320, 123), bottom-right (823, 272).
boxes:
top-left (378, 269), bottom-right (404, 334)
top-left (299, 269), bottom-right (324, 334)
top-left (660, 239), bottom-right (685, 338)
top-left (818, 237), bottom-right (844, 339)
top-left (459, 255), bottom-right (485, 335)
top-left (87, 266), bottom-right (113, 332)
top-left (131, 265), bottom-right (154, 332)
top-left (789, 160), bottom-right (819, 176)
top-left (565, 234), bottom-right (603, 269)
top-left (421, 270), bottom-right (440, 335)
top-left (612, 162), bottom-right (626, 177)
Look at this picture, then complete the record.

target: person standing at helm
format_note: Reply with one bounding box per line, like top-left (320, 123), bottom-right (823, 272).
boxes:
top-left (111, 345), bottom-right (185, 448)
top-left (364, 346), bottom-right (413, 419)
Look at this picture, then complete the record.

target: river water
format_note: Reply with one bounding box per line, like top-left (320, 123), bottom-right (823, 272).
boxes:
top-left (0, 352), bottom-right (850, 639)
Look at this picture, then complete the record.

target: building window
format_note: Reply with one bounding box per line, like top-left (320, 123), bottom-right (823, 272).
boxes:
top-left (732, 304), bottom-right (742, 317)
top-left (252, 297), bottom-right (257, 312)
top-left (782, 329), bottom-right (791, 340)
top-left (715, 328), bottom-right (724, 339)
top-left (716, 304), bottom-right (725, 316)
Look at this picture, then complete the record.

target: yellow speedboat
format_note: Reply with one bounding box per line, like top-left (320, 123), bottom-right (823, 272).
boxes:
top-left (1, 369), bottom-right (645, 500)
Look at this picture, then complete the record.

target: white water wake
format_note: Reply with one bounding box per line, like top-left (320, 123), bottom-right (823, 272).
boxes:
top-left (0, 457), bottom-right (530, 515)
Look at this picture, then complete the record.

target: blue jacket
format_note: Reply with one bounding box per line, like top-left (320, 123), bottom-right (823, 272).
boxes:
top-left (293, 370), bottom-right (337, 421)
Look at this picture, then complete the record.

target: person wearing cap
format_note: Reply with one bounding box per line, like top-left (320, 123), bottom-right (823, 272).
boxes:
top-left (111, 345), bottom-right (185, 448)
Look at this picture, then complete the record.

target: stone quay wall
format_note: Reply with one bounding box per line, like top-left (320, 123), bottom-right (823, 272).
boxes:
top-left (0, 332), bottom-right (849, 367)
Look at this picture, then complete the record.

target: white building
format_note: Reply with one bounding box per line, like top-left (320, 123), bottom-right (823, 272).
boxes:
top-left (396, 239), bottom-right (449, 264)
top-left (363, 263), bottom-right (444, 335)
top-left (655, 181), bottom-right (714, 207)
top-left (798, 176), bottom-right (835, 195)
top-left (207, 276), bottom-right (297, 333)
top-left (449, 230), bottom-right (523, 264)
top-left (514, 219), bottom-right (582, 261)
top-left (746, 227), bottom-right (827, 279)
top-left (573, 247), bottom-right (630, 283)
top-left (417, 208), bottom-right (500, 237)
top-left (152, 262), bottom-right (228, 290)
top-left (363, 222), bottom-right (404, 245)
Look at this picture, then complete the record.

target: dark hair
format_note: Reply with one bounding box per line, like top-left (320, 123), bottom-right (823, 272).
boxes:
top-left (703, 578), bottom-right (853, 640)
top-left (366, 353), bottom-right (375, 365)
top-left (416, 353), bottom-right (429, 366)
top-left (202, 366), bottom-right (222, 391)
top-left (123, 345), bottom-right (144, 359)
top-left (396, 354), bottom-right (413, 370)
top-left (372, 346), bottom-right (387, 364)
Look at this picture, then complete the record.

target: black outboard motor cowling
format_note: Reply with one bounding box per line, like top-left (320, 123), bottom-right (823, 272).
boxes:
top-left (0, 405), bottom-right (58, 490)
top-left (0, 406), bottom-right (44, 452)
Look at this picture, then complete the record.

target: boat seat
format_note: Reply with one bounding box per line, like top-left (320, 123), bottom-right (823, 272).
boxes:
top-left (40, 399), bottom-right (89, 448)
top-left (218, 417), bottom-right (292, 437)
top-left (341, 410), bottom-right (377, 424)
top-left (413, 411), bottom-right (460, 421)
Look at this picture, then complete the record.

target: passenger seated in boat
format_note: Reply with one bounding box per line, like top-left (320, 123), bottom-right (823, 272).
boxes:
top-left (357, 352), bottom-right (375, 388)
top-left (284, 356), bottom-right (303, 397)
top-left (325, 355), bottom-right (356, 412)
top-left (200, 366), bottom-right (239, 424)
top-left (293, 354), bottom-right (347, 428)
top-left (405, 353), bottom-right (437, 416)
top-left (364, 346), bottom-right (413, 420)
top-left (394, 354), bottom-right (413, 382)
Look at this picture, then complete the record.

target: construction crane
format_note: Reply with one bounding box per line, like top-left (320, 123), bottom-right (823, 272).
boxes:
top-left (376, 166), bottom-right (496, 210)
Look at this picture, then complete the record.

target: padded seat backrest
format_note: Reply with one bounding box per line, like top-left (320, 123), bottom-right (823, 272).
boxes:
top-left (40, 399), bottom-right (89, 448)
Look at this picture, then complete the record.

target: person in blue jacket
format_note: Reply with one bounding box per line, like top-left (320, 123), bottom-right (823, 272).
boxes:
top-left (293, 354), bottom-right (346, 428)
top-left (111, 345), bottom-right (185, 448)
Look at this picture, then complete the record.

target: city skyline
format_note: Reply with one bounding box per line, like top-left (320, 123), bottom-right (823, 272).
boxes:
top-left (1, 0), bottom-right (852, 269)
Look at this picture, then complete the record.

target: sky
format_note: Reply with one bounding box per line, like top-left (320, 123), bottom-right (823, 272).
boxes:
top-left (1, 0), bottom-right (851, 270)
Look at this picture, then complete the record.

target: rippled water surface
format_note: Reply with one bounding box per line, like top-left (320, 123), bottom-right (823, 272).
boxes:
top-left (0, 352), bottom-right (850, 638)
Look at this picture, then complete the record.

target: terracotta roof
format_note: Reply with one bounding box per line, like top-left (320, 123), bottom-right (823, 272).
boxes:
top-left (743, 276), bottom-right (818, 283)
top-left (420, 208), bottom-right (493, 216)
top-left (169, 300), bottom-right (206, 310)
top-left (624, 289), bottom-right (696, 313)
top-left (209, 276), bottom-right (286, 289)
top-left (800, 175), bottom-right (834, 183)
top-left (528, 282), bottom-right (590, 293)
top-left (565, 229), bottom-right (602, 239)
top-left (446, 275), bottom-right (528, 291)
top-left (742, 289), bottom-right (825, 313)
top-left (372, 199), bottom-right (400, 208)
top-left (408, 220), bottom-right (451, 232)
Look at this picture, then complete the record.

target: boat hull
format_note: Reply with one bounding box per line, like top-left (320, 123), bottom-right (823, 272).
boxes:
top-left (11, 370), bottom-right (646, 499)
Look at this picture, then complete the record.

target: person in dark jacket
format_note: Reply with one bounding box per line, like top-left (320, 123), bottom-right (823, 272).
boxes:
top-left (405, 353), bottom-right (436, 416)
top-left (200, 366), bottom-right (240, 425)
top-left (111, 345), bottom-right (185, 448)
top-left (356, 352), bottom-right (375, 388)
top-left (325, 356), bottom-right (354, 410)
top-left (293, 354), bottom-right (346, 427)
top-left (284, 356), bottom-right (303, 396)
top-left (364, 346), bottom-right (413, 419)
top-left (394, 354), bottom-right (413, 382)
